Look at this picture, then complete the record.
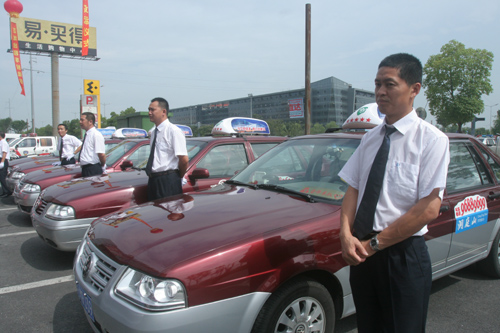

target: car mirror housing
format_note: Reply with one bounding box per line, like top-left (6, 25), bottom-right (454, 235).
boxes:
top-left (121, 160), bottom-right (134, 170)
top-left (189, 168), bottom-right (210, 181)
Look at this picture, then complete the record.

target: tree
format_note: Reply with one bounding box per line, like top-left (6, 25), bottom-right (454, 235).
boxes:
top-left (492, 110), bottom-right (500, 135)
top-left (36, 124), bottom-right (53, 136)
top-left (0, 117), bottom-right (12, 133)
top-left (10, 120), bottom-right (28, 133)
top-left (423, 40), bottom-right (494, 132)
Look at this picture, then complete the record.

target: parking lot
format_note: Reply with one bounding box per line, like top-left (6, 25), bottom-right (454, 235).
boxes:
top-left (1, 195), bottom-right (500, 333)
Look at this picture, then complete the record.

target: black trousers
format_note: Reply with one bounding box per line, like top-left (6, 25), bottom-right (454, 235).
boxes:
top-left (350, 236), bottom-right (432, 333)
top-left (147, 172), bottom-right (182, 201)
top-left (0, 159), bottom-right (11, 195)
top-left (61, 157), bottom-right (76, 166)
top-left (81, 163), bottom-right (102, 177)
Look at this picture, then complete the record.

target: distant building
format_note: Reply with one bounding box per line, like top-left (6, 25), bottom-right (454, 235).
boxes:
top-left (171, 76), bottom-right (375, 127)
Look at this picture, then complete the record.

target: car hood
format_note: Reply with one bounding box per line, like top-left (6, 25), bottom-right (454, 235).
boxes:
top-left (89, 183), bottom-right (341, 276)
top-left (42, 170), bottom-right (148, 204)
top-left (22, 164), bottom-right (82, 184)
top-left (14, 158), bottom-right (61, 172)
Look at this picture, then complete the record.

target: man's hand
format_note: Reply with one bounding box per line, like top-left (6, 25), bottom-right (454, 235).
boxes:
top-left (101, 164), bottom-right (107, 174)
top-left (181, 177), bottom-right (187, 186)
top-left (52, 161), bottom-right (61, 166)
top-left (340, 234), bottom-right (369, 266)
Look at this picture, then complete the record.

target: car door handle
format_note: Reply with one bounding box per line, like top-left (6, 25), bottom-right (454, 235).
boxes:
top-left (488, 192), bottom-right (500, 200)
top-left (439, 205), bottom-right (449, 213)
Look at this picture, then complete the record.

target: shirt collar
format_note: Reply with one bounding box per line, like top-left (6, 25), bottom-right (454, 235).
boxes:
top-left (383, 109), bottom-right (417, 135)
top-left (156, 118), bottom-right (171, 131)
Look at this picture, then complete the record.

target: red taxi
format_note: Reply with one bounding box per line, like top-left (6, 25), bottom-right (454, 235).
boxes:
top-left (31, 118), bottom-right (286, 251)
top-left (72, 108), bottom-right (500, 332)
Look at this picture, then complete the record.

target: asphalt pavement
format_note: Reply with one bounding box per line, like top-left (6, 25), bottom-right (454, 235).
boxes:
top-left (1, 194), bottom-right (499, 333)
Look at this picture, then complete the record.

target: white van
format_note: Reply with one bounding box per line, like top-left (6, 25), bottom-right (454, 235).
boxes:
top-left (10, 136), bottom-right (57, 158)
top-left (5, 133), bottom-right (21, 143)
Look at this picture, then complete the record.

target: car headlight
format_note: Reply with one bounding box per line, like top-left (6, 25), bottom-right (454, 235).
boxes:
top-left (21, 183), bottom-right (41, 193)
top-left (10, 171), bottom-right (25, 179)
top-left (45, 203), bottom-right (75, 220)
top-left (115, 268), bottom-right (186, 311)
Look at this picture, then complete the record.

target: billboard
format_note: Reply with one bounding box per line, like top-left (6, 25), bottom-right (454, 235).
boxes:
top-left (288, 98), bottom-right (304, 118)
top-left (10, 17), bottom-right (97, 56)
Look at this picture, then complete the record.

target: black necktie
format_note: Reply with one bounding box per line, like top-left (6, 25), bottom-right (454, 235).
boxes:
top-left (78, 133), bottom-right (87, 163)
top-left (59, 137), bottom-right (63, 160)
top-left (353, 125), bottom-right (397, 240)
top-left (145, 128), bottom-right (158, 176)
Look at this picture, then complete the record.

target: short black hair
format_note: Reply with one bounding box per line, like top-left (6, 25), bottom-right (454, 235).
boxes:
top-left (0, 132), bottom-right (5, 139)
top-left (81, 112), bottom-right (96, 125)
top-left (58, 123), bottom-right (68, 131)
top-left (151, 97), bottom-right (169, 112)
top-left (378, 53), bottom-right (422, 86)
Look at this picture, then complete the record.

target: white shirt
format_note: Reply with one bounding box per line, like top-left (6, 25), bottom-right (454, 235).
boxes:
top-left (58, 134), bottom-right (82, 159)
top-left (0, 139), bottom-right (10, 160)
top-left (339, 110), bottom-right (450, 236)
top-left (80, 127), bottom-right (105, 165)
top-left (151, 119), bottom-right (187, 172)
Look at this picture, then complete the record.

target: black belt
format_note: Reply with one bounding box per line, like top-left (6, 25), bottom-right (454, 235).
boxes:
top-left (149, 169), bottom-right (179, 178)
top-left (81, 163), bottom-right (100, 168)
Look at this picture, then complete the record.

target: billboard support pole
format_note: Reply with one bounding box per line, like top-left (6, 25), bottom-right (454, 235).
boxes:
top-left (305, 4), bottom-right (311, 135)
top-left (51, 53), bottom-right (60, 137)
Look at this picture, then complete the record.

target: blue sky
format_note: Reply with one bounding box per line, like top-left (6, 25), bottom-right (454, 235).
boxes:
top-left (1, 0), bottom-right (499, 129)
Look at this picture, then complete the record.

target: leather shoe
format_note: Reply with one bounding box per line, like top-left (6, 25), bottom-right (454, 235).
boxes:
top-left (0, 193), bottom-right (12, 198)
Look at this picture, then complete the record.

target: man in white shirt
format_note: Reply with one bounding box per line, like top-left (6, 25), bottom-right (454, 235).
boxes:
top-left (146, 97), bottom-right (188, 201)
top-left (56, 123), bottom-right (82, 166)
top-left (79, 112), bottom-right (106, 177)
top-left (339, 53), bottom-right (450, 332)
top-left (0, 132), bottom-right (12, 197)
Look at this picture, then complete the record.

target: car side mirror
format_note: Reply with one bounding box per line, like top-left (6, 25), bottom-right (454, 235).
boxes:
top-left (121, 160), bottom-right (133, 170)
top-left (189, 168), bottom-right (210, 181)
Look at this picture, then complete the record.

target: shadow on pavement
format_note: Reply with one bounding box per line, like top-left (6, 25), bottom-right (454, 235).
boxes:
top-left (53, 292), bottom-right (92, 333)
top-left (20, 237), bottom-right (75, 271)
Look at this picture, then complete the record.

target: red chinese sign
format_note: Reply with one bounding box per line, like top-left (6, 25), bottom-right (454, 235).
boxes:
top-left (82, 0), bottom-right (89, 56)
top-left (10, 21), bottom-right (25, 96)
top-left (288, 98), bottom-right (304, 118)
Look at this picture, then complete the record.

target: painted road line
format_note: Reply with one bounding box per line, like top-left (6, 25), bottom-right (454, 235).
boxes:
top-left (0, 207), bottom-right (18, 211)
top-left (0, 230), bottom-right (37, 238)
top-left (0, 275), bottom-right (74, 295)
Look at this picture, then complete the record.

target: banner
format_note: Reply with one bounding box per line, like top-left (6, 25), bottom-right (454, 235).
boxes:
top-left (10, 17), bottom-right (97, 56)
top-left (10, 21), bottom-right (26, 96)
top-left (82, 0), bottom-right (89, 56)
top-left (288, 98), bottom-right (304, 118)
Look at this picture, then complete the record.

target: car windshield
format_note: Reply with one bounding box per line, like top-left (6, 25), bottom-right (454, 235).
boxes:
top-left (186, 140), bottom-right (208, 160)
top-left (232, 137), bottom-right (360, 203)
top-left (9, 138), bottom-right (21, 146)
top-left (106, 141), bottom-right (140, 166)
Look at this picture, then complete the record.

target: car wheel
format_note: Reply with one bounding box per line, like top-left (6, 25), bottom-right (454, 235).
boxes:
top-left (478, 228), bottom-right (500, 278)
top-left (251, 278), bottom-right (335, 333)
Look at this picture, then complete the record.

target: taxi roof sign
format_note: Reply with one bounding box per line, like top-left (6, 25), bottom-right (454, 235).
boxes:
top-left (112, 128), bottom-right (148, 139)
top-left (175, 125), bottom-right (193, 137)
top-left (212, 117), bottom-right (271, 136)
top-left (342, 103), bottom-right (384, 129)
top-left (97, 127), bottom-right (116, 139)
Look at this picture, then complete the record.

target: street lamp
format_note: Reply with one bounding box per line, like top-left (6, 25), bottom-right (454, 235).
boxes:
top-left (248, 94), bottom-right (253, 118)
top-left (487, 103), bottom-right (499, 132)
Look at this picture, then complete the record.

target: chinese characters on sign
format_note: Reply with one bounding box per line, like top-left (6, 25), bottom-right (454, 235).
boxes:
top-left (454, 195), bottom-right (489, 234)
top-left (10, 17), bottom-right (97, 57)
top-left (10, 21), bottom-right (26, 95)
top-left (288, 98), bottom-right (304, 118)
top-left (82, 0), bottom-right (89, 56)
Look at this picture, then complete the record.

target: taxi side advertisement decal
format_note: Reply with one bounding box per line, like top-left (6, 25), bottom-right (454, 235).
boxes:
top-left (454, 195), bottom-right (488, 234)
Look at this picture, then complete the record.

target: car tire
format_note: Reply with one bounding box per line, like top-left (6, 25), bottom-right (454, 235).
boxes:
top-left (251, 277), bottom-right (335, 333)
top-left (477, 228), bottom-right (500, 278)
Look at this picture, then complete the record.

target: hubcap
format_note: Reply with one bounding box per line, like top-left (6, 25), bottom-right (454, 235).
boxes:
top-left (274, 296), bottom-right (326, 333)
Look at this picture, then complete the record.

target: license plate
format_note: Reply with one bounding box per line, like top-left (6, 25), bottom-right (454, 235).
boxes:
top-left (76, 282), bottom-right (95, 322)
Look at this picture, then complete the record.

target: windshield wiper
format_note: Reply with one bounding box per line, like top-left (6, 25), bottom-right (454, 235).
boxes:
top-left (225, 179), bottom-right (258, 189)
top-left (256, 184), bottom-right (316, 202)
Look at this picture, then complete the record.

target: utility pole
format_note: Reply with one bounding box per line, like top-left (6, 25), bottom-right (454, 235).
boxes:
top-left (304, 3), bottom-right (311, 135)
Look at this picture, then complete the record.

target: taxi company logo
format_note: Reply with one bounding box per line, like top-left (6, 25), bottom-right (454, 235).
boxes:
top-left (357, 107), bottom-right (368, 115)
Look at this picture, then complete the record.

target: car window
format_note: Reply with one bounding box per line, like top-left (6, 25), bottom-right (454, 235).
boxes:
top-left (233, 137), bottom-right (360, 202)
top-left (477, 144), bottom-right (500, 183)
top-left (106, 141), bottom-right (139, 166)
top-left (19, 138), bottom-right (36, 148)
top-left (125, 144), bottom-right (150, 167)
top-left (251, 142), bottom-right (280, 159)
top-left (447, 142), bottom-right (493, 193)
top-left (186, 140), bottom-right (208, 160)
top-left (197, 144), bottom-right (248, 178)
top-left (39, 138), bottom-right (53, 147)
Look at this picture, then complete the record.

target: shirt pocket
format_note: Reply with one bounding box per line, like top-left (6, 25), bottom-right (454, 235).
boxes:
top-left (387, 161), bottom-right (419, 199)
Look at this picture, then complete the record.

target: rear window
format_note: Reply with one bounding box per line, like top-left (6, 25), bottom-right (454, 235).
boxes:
top-left (39, 138), bottom-right (53, 147)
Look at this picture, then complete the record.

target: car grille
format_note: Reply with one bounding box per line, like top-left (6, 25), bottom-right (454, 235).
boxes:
top-left (35, 198), bottom-right (49, 215)
top-left (79, 240), bottom-right (118, 294)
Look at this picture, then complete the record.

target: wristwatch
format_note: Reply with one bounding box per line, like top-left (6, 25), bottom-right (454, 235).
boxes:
top-left (370, 234), bottom-right (381, 252)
